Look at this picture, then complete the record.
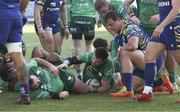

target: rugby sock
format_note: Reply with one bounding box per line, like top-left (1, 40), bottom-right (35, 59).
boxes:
top-left (143, 86), bottom-right (153, 94)
top-left (123, 73), bottom-right (132, 91)
top-left (20, 84), bottom-right (29, 98)
top-left (153, 78), bottom-right (162, 87)
top-left (168, 72), bottom-right (176, 83)
top-left (144, 63), bottom-right (156, 87)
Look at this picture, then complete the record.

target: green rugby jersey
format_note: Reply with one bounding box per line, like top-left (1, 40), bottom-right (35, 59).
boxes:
top-left (27, 59), bottom-right (64, 99)
top-left (137, 0), bottom-right (159, 34)
top-left (69, 0), bottom-right (95, 18)
top-left (80, 52), bottom-right (114, 85)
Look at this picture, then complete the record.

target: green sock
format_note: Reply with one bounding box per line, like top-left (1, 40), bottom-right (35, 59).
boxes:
top-left (169, 72), bottom-right (176, 83)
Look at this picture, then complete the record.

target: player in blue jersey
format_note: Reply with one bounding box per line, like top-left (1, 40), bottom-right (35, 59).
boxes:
top-left (133, 0), bottom-right (180, 101)
top-left (0, 0), bottom-right (30, 104)
top-left (34, 0), bottom-right (69, 54)
top-left (104, 11), bottom-right (151, 97)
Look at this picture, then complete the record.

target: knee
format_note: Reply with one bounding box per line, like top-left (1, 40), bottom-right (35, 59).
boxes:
top-left (145, 54), bottom-right (156, 63)
top-left (119, 50), bottom-right (129, 59)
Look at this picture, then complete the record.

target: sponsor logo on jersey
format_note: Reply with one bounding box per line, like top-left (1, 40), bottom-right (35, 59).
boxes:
top-left (51, 2), bottom-right (56, 7)
top-left (158, 1), bottom-right (170, 7)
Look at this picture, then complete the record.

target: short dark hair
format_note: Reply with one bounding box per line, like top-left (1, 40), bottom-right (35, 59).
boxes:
top-left (104, 11), bottom-right (120, 23)
top-left (93, 38), bottom-right (108, 49)
top-left (95, 48), bottom-right (109, 61)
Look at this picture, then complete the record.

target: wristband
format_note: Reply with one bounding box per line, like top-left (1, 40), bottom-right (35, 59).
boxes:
top-left (37, 25), bottom-right (42, 29)
top-left (64, 25), bottom-right (68, 29)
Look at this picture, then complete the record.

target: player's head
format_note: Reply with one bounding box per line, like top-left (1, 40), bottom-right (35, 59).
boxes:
top-left (94, 0), bottom-right (111, 16)
top-left (104, 11), bottom-right (122, 33)
top-left (91, 48), bottom-right (109, 67)
top-left (29, 75), bottom-right (42, 90)
top-left (0, 53), bottom-right (17, 85)
top-left (93, 38), bottom-right (109, 50)
top-left (31, 47), bottom-right (45, 59)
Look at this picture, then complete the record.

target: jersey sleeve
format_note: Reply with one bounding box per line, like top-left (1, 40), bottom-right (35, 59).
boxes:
top-left (30, 90), bottom-right (50, 99)
top-left (123, 22), bottom-right (139, 39)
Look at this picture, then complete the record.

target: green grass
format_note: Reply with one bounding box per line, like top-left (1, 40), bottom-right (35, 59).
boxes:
top-left (0, 24), bottom-right (180, 111)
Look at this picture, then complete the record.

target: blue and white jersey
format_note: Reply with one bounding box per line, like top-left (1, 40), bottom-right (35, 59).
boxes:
top-left (35, 0), bottom-right (66, 23)
top-left (115, 19), bottom-right (150, 51)
top-left (0, 0), bottom-right (20, 18)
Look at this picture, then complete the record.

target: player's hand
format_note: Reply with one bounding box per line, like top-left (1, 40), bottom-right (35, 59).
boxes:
top-left (64, 27), bottom-right (70, 40)
top-left (49, 65), bottom-right (59, 76)
top-left (130, 16), bottom-right (140, 25)
top-left (88, 85), bottom-right (97, 92)
top-left (57, 60), bottom-right (69, 69)
top-left (59, 91), bottom-right (69, 99)
top-left (152, 25), bottom-right (164, 38)
top-left (149, 14), bottom-right (160, 24)
top-left (38, 28), bottom-right (45, 38)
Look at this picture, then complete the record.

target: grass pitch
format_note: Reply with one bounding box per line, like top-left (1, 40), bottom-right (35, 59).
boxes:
top-left (0, 24), bottom-right (179, 111)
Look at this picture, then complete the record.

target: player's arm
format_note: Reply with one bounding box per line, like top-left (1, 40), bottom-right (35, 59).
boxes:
top-left (49, 91), bottom-right (69, 99)
top-left (159, 0), bottom-right (179, 27)
top-left (60, 0), bottom-right (68, 27)
top-left (119, 36), bottom-right (139, 52)
top-left (96, 64), bottom-right (114, 92)
top-left (96, 80), bottom-right (111, 92)
top-left (124, 0), bottom-right (135, 6)
top-left (45, 52), bottom-right (64, 64)
top-left (34, 58), bottom-right (59, 75)
top-left (60, 0), bottom-right (69, 39)
top-left (34, 0), bottom-right (43, 29)
top-left (153, 0), bottom-right (180, 37)
top-left (58, 56), bottom-right (82, 69)
top-left (20, 0), bottom-right (29, 13)
top-left (123, 0), bottom-right (140, 24)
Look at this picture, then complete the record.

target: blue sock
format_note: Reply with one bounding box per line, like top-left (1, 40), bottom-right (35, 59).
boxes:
top-left (144, 63), bottom-right (156, 87)
top-left (123, 73), bottom-right (132, 91)
top-left (20, 84), bottom-right (29, 98)
top-left (153, 78), bottom-right (162, 87)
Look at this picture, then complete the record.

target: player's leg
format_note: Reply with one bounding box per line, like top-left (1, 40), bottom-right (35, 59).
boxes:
top-left (132, 69), bottom-right (145, 93)
top-left (117, 50), bottom-right (145, 97)
top-left (53, 32), bottom-right (63, 54)
top-left (84, 17), bottom-right (95, 53)
top-left (52, 23), bottom-right (63, 54)
top-left (70, 21), bottom-right (83, 79)
top-left (170, 50), bottom-right (180, 66)
top-left (59, 69), bottom-right (89, 93)
top-left (3, 17), bottom-right (30, 104)
top-left (134, 42), bottom-right (166, 101)
top-left (6, 43), bottom-right (30, 104)
top-left (165, 52), bottom-right (179, 91)
top-left (72, 77), bottom-right (90, 93)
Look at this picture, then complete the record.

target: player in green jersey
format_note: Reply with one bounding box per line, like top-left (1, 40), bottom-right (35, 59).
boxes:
top-left (0, 53), bottom-right (90, 99)
top-left (59, 48), bottom-right (114, 92)
top-left (68, 0), bottom-right (96, 79)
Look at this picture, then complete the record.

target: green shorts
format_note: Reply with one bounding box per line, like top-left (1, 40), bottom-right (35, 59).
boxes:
top-left (59, 69), bottom-right (75, 91)
top-left (70, 16), bottom-right (95, 40)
